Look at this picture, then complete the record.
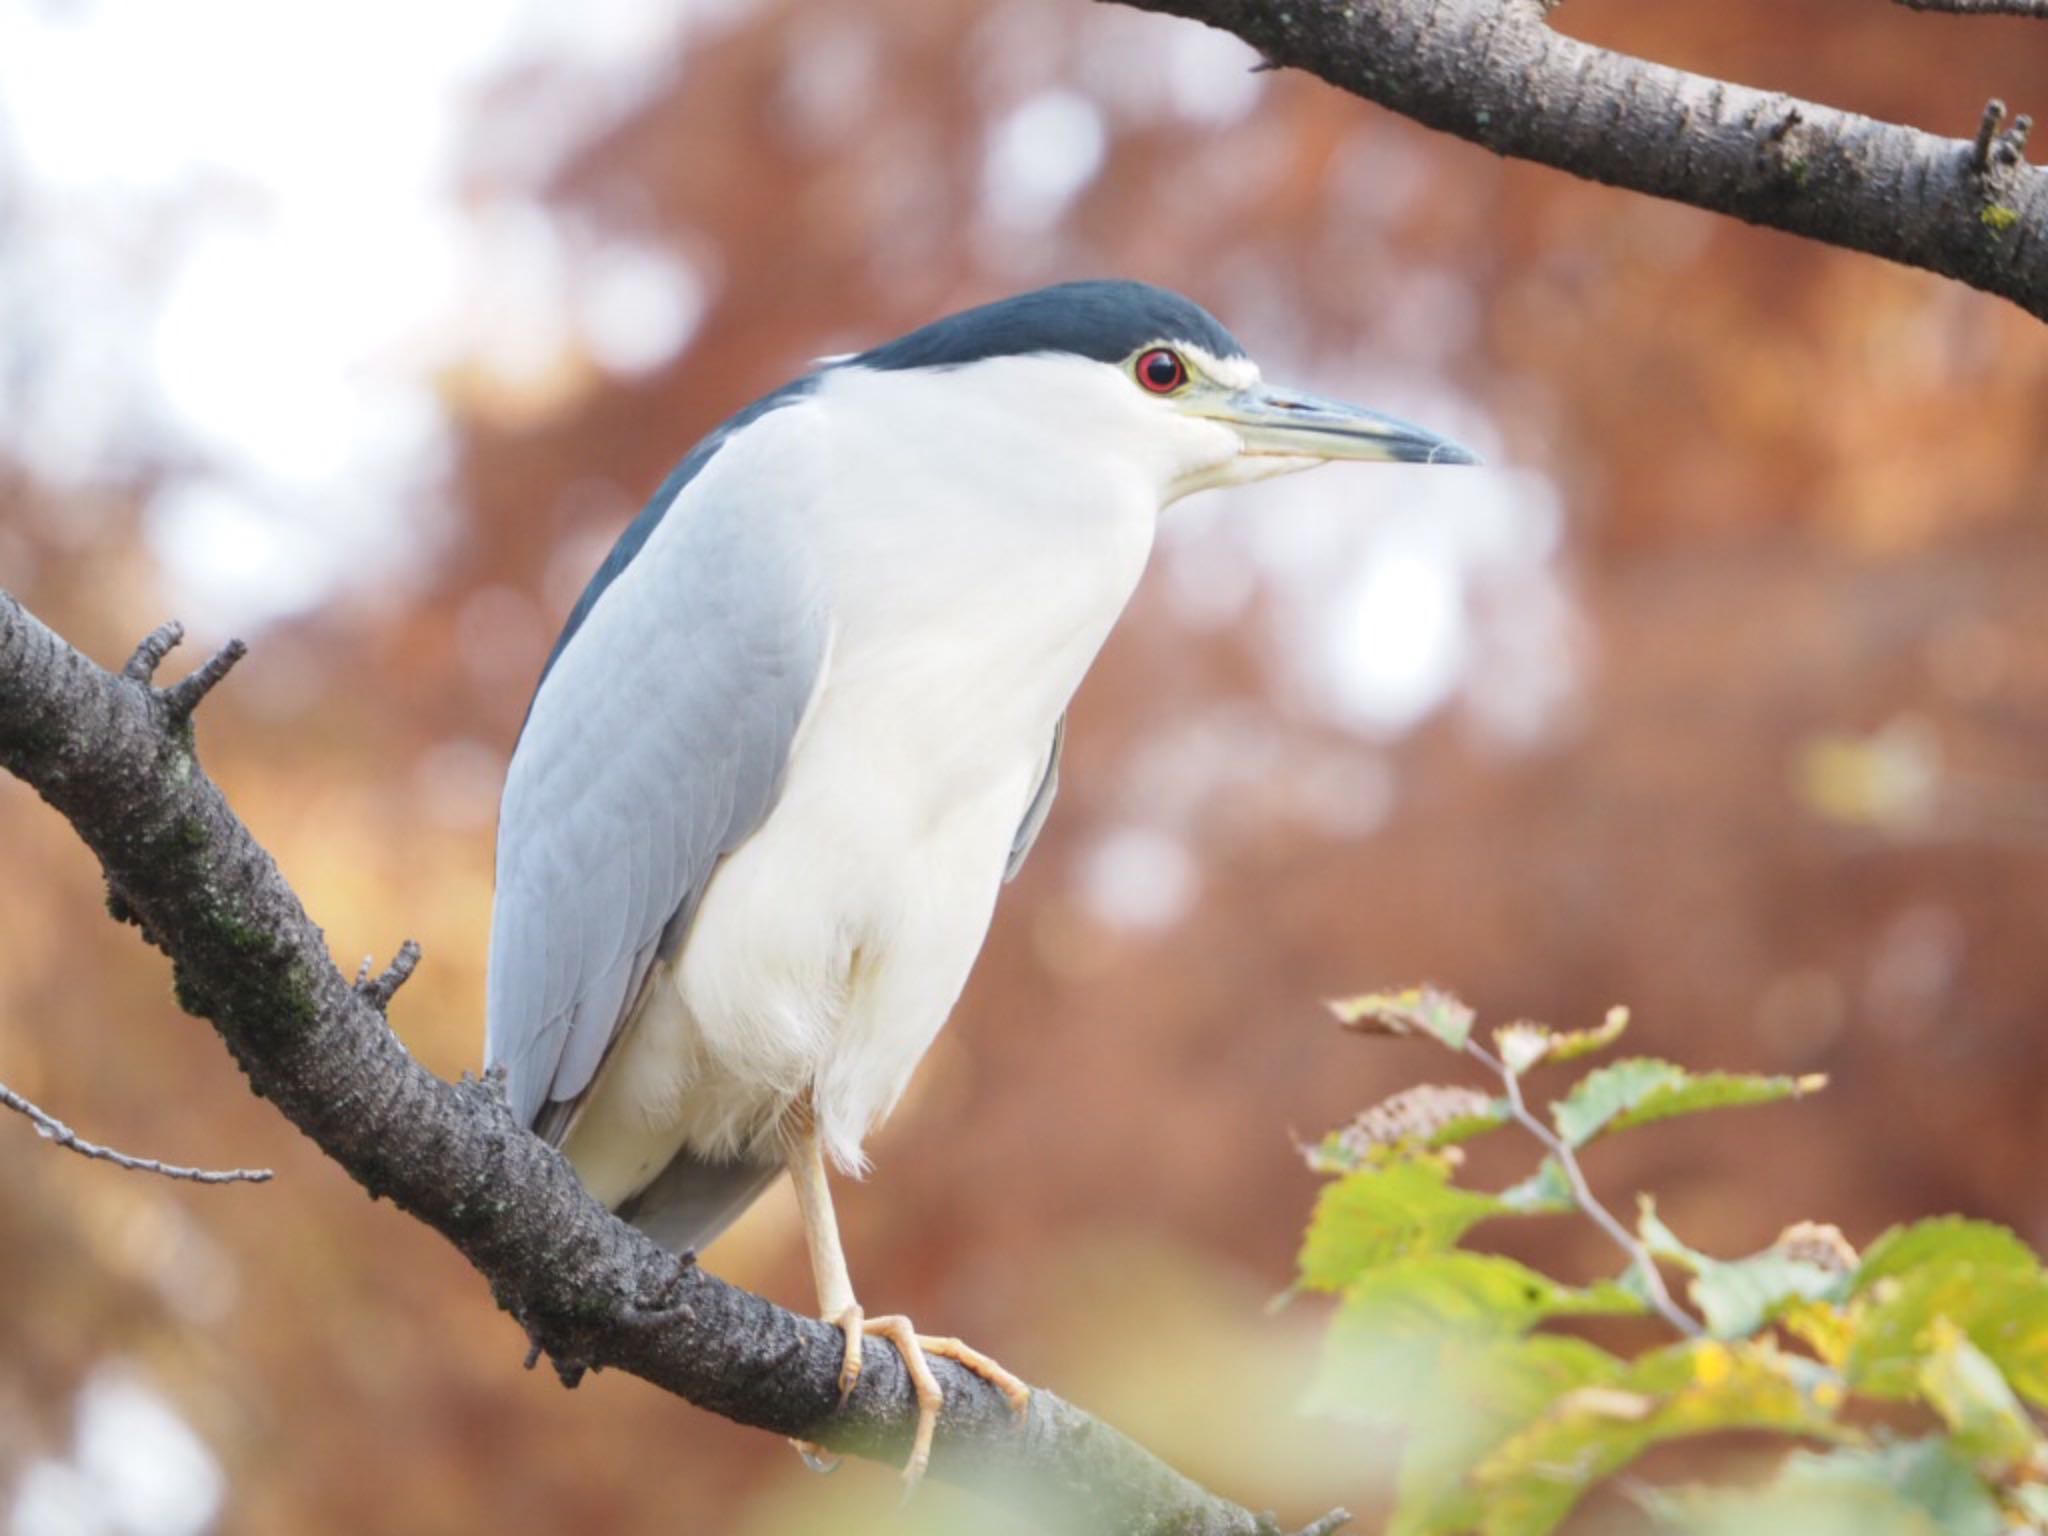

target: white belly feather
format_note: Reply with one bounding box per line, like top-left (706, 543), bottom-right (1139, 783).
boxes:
top-left (561, 365), bottom-right (1160, 1202)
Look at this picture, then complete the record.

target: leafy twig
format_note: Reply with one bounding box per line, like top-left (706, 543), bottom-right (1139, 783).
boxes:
top-left (1461, 1040), bottom-right (1703, 1338)
top-left (0, 1078), bottom-right (274, 1184)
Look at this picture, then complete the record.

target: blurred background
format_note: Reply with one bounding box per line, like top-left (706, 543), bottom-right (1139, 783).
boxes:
top-left (4, 0), bottom-right (2048, 1531)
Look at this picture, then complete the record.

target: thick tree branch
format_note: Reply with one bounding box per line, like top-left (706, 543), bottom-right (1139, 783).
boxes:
top-left (0, 587), bottom-right (1341, 1536)
top-left (1106, 0), bottom-right (2048, 324)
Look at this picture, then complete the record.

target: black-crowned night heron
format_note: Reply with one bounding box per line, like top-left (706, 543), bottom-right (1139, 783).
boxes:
top-left (485, 279), bottom-right (1476, 1482)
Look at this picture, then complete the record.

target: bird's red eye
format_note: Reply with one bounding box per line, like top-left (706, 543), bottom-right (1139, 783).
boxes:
top-left (1135, 347), bottom-right (1187, 394)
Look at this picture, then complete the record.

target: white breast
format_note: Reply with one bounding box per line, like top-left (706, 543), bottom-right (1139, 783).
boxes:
top-left (561, 356), bottom-right (1162, 1197)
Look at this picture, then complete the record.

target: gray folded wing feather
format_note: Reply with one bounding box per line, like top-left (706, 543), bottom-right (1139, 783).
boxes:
top-left (616, 1150), bottom-right (783, 1254)
top-left (1004, 713), bottom-right (1065, 881)
top-left (485, 476), bottom-right (827, 1142)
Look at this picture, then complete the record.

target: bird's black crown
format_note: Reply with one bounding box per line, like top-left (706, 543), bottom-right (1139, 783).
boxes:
top-left (856, 279), bottom-right (1248, 372)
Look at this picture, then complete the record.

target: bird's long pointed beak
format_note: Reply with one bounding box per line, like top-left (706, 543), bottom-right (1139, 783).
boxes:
top-left (1197, 382), bottom-right (1481, 467)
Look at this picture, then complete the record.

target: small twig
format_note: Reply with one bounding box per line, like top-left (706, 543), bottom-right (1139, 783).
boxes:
top-left (161, 638), bottom-right (247, 719)
top-left (1462, 1041), bottom-right (1703, 1338)
top-left (1, 1079), bottom-right (274, 1185)
top-left (355, 939), bottom-right (422, 1014)
top-left (1974, 99), bottom-right (2010, 172)
top-left (122, 621), bottom-right (185, 683)
top-left (1283, 1511), bottom-right (1353, 1536)
top-left (1895, 0), bottom-right (2048, 14)
top-left (1999, 113), bottom-right (2034, 166)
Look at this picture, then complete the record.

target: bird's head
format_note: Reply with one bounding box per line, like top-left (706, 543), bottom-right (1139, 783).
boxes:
top-left (848, 279), bottom-right (1478, 506)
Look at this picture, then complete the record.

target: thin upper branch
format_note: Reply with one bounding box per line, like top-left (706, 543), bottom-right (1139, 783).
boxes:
top-left (1, 1079), bottom-right (274, 1184)
top-left (1894, 0), bottom-right (2048, 15)
top-left (0, 584), bottom-right (1341, 1536)
top-left (1461, 1042), bottom-right (1702, 1338)
top-left (1105, 0), bottom-right (2048, 324)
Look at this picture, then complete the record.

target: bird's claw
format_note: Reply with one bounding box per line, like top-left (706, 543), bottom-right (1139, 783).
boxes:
top-left (788, 1438), bottom-right (840, 1474)
top-left (859, 1315), bottom-right (1031, 1494)
top-left (806, 1306), bottom-right (1029, 1494)
top-left (831, 1303), bottom-right (865, 1404)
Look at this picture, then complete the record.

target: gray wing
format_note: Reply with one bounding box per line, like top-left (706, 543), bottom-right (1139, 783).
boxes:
top-left (485, 483), bottom-right (826, 1140)
top-left (1004, 714), bottom-right (1065, 881)
top-left (616, 1151), bottom-right (781, 1253)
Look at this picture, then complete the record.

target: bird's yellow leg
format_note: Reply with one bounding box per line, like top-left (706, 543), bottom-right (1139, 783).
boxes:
top-left (786, 1115), bottom-right (861, 1470)
top-left (782, 1117), bottom-right (1029, 1489)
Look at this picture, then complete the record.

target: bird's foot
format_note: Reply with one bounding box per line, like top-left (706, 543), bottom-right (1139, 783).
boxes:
top-left (853, 1312), bottom-right (1031, 1492)
top-left (788, 1438), bottom-right (840, 1474)
top-left (791, 1307), bottom-right (1029, 1491)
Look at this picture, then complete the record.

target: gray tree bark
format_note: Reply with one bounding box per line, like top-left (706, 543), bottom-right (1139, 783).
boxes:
top-left (1107, 0), bottom-right (2048, 324)
top-left (0, 587), bottom-right (1346, 1536)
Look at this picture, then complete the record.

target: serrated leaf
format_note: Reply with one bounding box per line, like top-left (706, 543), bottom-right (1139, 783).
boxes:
top-left (1329, 986), bottom-right (1476, 1050)
top-left (1780, 1299), bottom-right (1857, 1371)
top-left (1499, 1157), bottom-right (1575, 1214)
top-left (1309, 1258), bottom-right (1631, 1431)
top-left (1297, 1158), bottom-right (1505, 1293)
top-left (1639, 1439), bottom-right (2001, 1536)
top-left (1853, 1217), bottom-right (2040, 1294)
top-left (1475, 1339), bottom-right (1850, 1536)
top-left (1917, 1317), bottom-right (2040, 1469)
top-left (1846, 1244), bottom-right (2048, 1409)
top-left (1314, 1086), bottom-right (1509, 1172)
top-left (1640, 1482), bottom-right (1950, 1536)
top-left (1334, 1252), bottom-right (1645, 1343)
top-left (1545, 1006), bottom-right (1631, 1063)
top-left (1303, 1270), bottom-right (1623, 1536)
top-left (1551, 1058), bottom-right (1689, 1146)
top-left (1771, 1221), bottom-right (1860, 1276)
top-left (1551, 1060), bottom-right (1822, 1148)
top-left (1610, 1069), bottom-right (1825, 1134)
top-left (1779, 1440), bottom-right (2003, 1536)
top-left (1637, 1198), bottom-right (1706, 1270)
top-left (1388, 1336), bottom-right (1623, 1536)
top-left (1494, 1023), bottom-right (1554, 1076)
top-left (1692, 1253), bottom-right (1850, 1340)
top-left (1637, 1203), bottom-right (1852, 1338)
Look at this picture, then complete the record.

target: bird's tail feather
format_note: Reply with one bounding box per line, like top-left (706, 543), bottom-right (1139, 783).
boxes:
top-left (616, 1148), bottom-right (782, 1255)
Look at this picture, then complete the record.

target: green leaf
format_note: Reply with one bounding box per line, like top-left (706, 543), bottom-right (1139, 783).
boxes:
top-left (1853, 1217), bottom-right (2039, 1294)
top-left (1328, 986), bottom-right (1476, 1051)
top-left (1499, 1157), bottom-right (1575, 1214)
top-left (1476, 1339), bottom-right (1850, 1536)
top-left (1915, 1316), bottom-right (2041, 1469)
top-left (1640, 1439), bottom-right (2001, 1536)
top-left (2012, 1482), bottom-right (2048, 1523)
top-left (1637, 1205), bottom-right (1852, 1338)
top-left (1550, 1059), bottom-right (1823, 1148)
top-left (1302, 1259), bottom-right (1625, 1535)
top-left (1493, 1023), bottom-right (1554, 1076)
top-left (1311, 1086), bottom-right (1510, 1172)
top-left (1333, 1252), bottom-right (1645, 1342)
top-left (1297, 1158), bottom-right (1505, 1293)
top-left (1845, 1233), bottom-right (2048, 1408)
top-left (1551, 1058), bottom-right (1688, 1146)
top-left (1545, 1006), bottom-right (1631, 1063)
top-left (1779, 1440), bottom-right (2002, 1536)
top-left (1388, 1336), bottom-right (1624, 1536)
top-left (1690, 1253), bottom-right (1851, 1340)
top-left (1610, 1069), bottom-right (1826, 1134)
